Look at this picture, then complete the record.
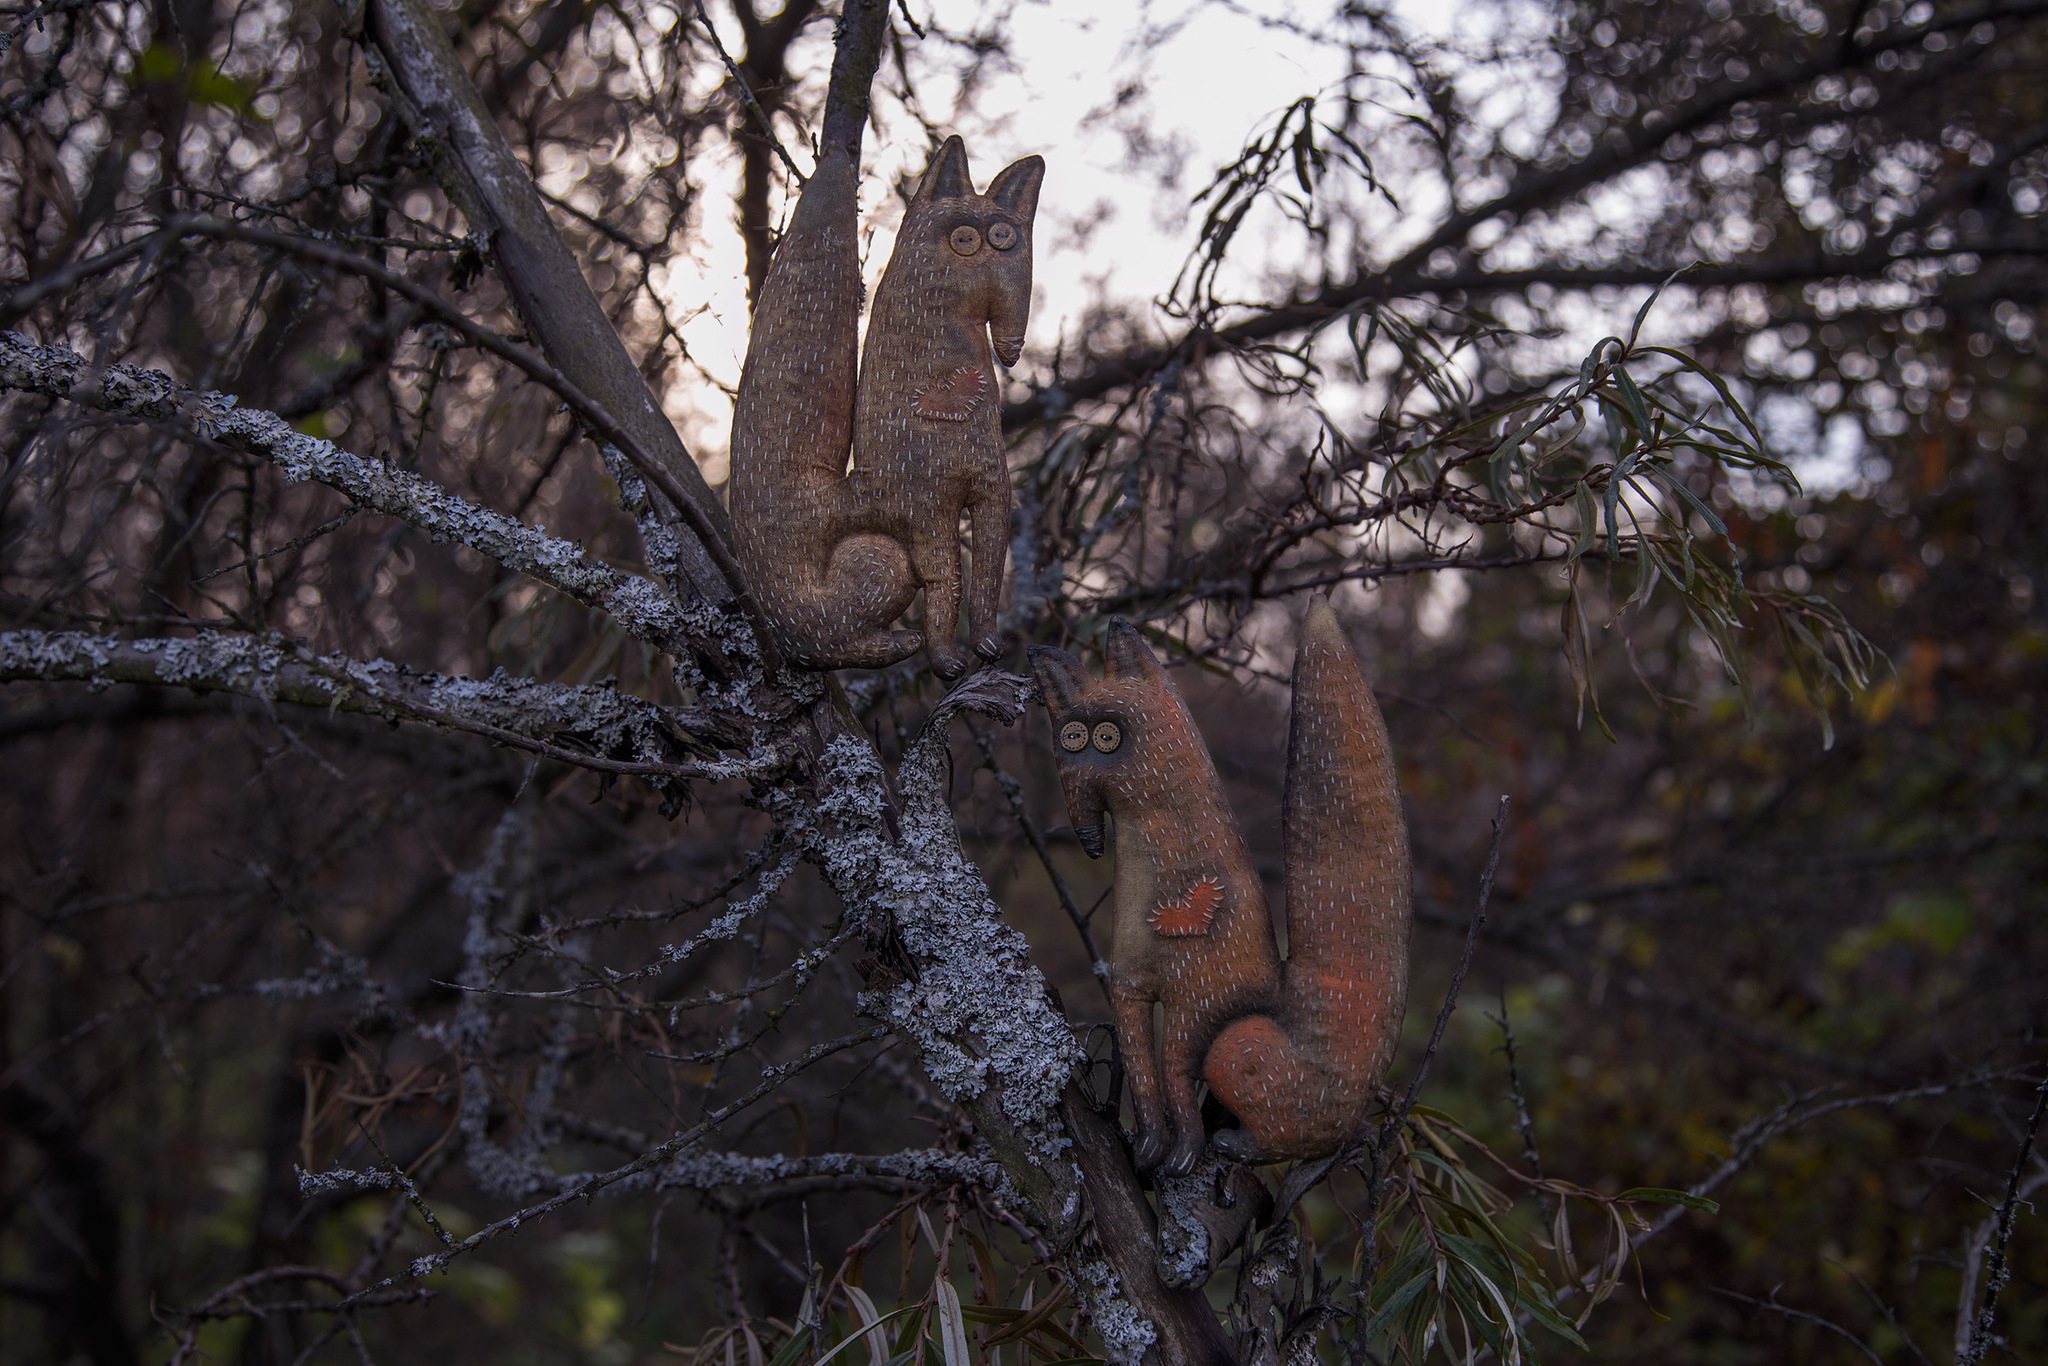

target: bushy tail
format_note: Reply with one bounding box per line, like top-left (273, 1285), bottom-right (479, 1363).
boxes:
top-left (730, 147), bottom-right (861, 517)
top-left (1204, 597), bottom-right (1412, 1161)
top-left (1282, 595), bottom-right (1412, 1093)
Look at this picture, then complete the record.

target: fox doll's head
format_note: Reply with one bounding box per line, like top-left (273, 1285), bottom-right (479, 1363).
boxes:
top-left (891, 136), bottom-right (1044, 366)
top-left (1028, 620), bottom-right (1226, 860)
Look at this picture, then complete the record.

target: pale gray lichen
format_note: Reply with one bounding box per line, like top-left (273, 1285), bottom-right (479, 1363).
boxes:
top-left (442, 810), bottom-right (581, 1203)
top-left (655, 1147), bottom-right (1004, 1193)
top-left (598, 443), bottom-right (684, 588)
top-left (814, 730), bottom-right (1079, 1130)
top-left (0, 332), bottom-right (693, 649)
top-left (1069, 1238), bottom-right (1159, 1365)
top-left (788, 705), bottom-right (1172, 1359)
top-left (295, 1165), bottom-right (400, 1196)
top-left (0, 630), bottom-right (718, 777)
top-left (251, 938), bottom-right (386, 1014)
top-left (1154, 1165), bottom-right (1219, 1289)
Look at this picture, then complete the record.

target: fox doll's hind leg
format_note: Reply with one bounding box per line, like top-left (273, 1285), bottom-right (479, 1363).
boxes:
top-left (1113, 982), bottom-right (1171, 1173)
top-left (783, 533), bottom-right (922, 670)
top-left (1203, 1014), bottom-right (1329, 1165)
top-left (963, 485), bottom-right (1012, 663)
top-left (1158, 1010), bottom-right (1218, 1177)
top-left (906, 523), bottom-right (969, 679)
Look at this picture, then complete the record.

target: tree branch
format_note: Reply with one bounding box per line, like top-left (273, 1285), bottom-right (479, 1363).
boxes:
top-left (0, 332), bottom-right (703, 652)
top-left (1958, 1076), bottom-right (2048, 1365)
top-left (0, 629), bottom-right (762, 782)
top-left (821, 670), bottom-right (1238, 1363)
top-left (1003, 1), bottom-right (2048, 422)
top-left (820, 0), bottom-right (890, 165)
top-left (362, 0), bottom-right (739, 611)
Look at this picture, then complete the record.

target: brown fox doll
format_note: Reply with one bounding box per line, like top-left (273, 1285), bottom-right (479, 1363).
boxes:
top-left (1029, 600), bottom-right (1411, 1173)
top-left (729, 136), bottom-right (1043, 678)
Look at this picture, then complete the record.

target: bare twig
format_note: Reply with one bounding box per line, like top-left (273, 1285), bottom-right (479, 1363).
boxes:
top-left (1958, 1075), bottom-right (2048, 1366)
top-left (973, 729), bottom-right (1110, 1004)
top-left (1710, 1287), bottom-right (1886, 1366)
top-left (692, 0), bottom-right (805, 181)
top-left (334, 1026), bottom-right (889, 1308)
top-left (1389, 794), bottom-right (1509, 1125)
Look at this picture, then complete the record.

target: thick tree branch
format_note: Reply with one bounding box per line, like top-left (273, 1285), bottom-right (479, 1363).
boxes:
top-left (820, 0), bottom-right (889, 164)
top-left (813, 671), bottom-right (1241, 1364)
top-left (0, 332), bottom-right (703, 651)
top-left (0, 629), bottom-right (759, 781)
top-left (3, 213), bottom-right (770, 628)
top-left (362, 0), bottom-right (739, 610)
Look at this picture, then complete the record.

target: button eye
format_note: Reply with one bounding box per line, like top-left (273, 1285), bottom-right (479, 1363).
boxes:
top-left (1091, 722), bottom-right (1122, 754)
top-left (987, 221), bottom-right (1018, 250)
top-left (1059, 721), bottom-right (1089, 753)
top-left (949, 225), bottom-right (983, 256)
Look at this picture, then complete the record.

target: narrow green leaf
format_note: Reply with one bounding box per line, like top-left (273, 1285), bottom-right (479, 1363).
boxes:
top-left (765, 1328), bottom-right (814, 1366)
top-left (814, 1304), bottom-right (926, 1366)
top-left (1619, 1186), bottom-right (1720, 1213)
top-left (1643, 463), bottom-right (1729, 540)
top-left (1639, 345), bottom-right (1770, 454)
top-left (1570, 479), bottom-right (1599, 564)
top-left (933, 1280), bottom-right (971, 1366)
top-left (1628, 265), bottom-right (1691, 347)
top-left (983, 1282), bottom-right (1072, 1348)
top-left (1612, 364), bottom-right (1653, 447)
top-left (892, 1305), bottom-right (928, 1357)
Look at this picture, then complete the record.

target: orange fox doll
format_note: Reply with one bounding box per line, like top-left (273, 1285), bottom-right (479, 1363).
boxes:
top-left (1029, 600), bottom-right (1411, 1172)
top-left (729, 137), bottom-right (1043, 677)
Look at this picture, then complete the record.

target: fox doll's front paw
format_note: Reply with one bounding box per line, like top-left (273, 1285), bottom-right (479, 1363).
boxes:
top-left (970, 627), bottom-right (1006, 663)
top-left (1162, 1127), bottom-right (1207, 1179)
top-left (928, 643), bottom-right (970, 680)
top-left (1131, 1123), bottom-right (1168, 1174)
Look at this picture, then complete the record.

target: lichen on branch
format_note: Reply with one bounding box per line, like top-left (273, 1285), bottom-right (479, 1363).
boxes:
top-left (0, 330), bottom-right (695, 650)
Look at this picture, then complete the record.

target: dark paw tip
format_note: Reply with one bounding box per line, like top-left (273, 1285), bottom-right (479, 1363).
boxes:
top-left (1210, 1130), bottom-right (1254, 1162)
top-left (1132, 1133), bottom-right (1165, 1173)
top-left (1074, 823), bottom-right (1104, 859)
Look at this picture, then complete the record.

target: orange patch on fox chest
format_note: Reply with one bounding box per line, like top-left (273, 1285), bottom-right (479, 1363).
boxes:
top-left (911, 364), bottom-right (988, 421)
top-left (1148, 876), bottom-right (1223, 936)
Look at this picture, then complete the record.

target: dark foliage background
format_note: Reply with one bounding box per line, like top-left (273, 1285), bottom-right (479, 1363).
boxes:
top-left (1, 0), bottom-right (2043, 1362)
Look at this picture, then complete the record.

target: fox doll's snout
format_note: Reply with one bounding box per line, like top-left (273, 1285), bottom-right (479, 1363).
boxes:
top-left (1028, 644), bottom-right (1110, 856)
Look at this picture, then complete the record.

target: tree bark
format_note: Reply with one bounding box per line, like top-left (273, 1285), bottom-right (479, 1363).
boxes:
top-left (364, 0), bottom-right (736, 607)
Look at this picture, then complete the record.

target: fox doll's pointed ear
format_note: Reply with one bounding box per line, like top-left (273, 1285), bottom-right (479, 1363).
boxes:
top-left (1029, 645), bottom-right (1091, 712)
top-left (917, 136), bottom-right (974, 203)
top-left (1102, 618), bottom-right (1168, 683)
top-left (987, 154), bottom-right (1044, 224)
